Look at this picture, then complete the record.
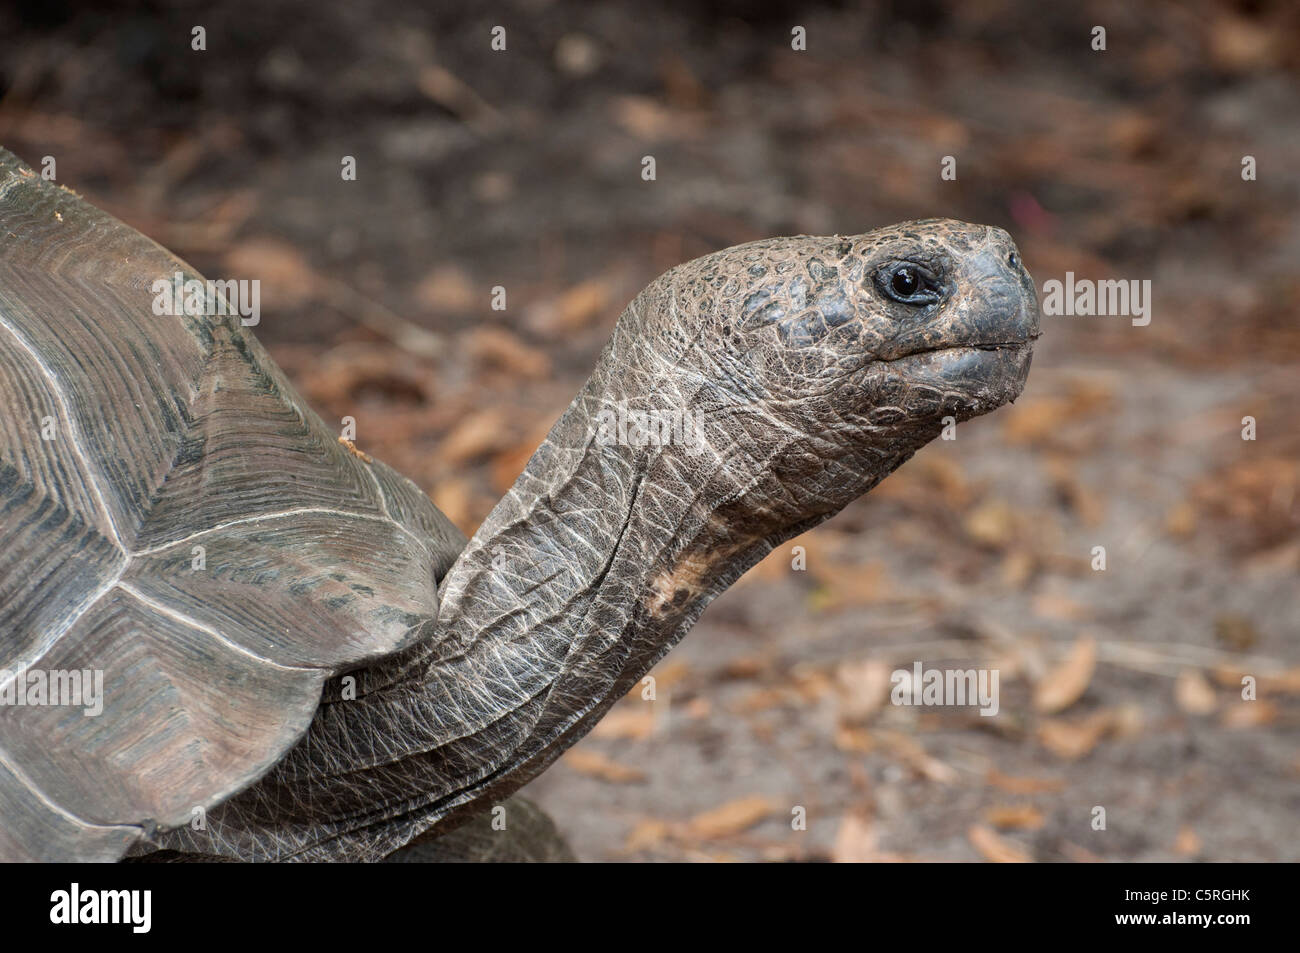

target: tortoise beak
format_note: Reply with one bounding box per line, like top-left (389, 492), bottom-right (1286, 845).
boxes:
top-left (968, 228), bottom-right (1040, 350)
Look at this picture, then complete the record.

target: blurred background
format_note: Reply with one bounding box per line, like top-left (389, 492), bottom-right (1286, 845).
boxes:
top-left (1, 0), bottom-right (1297, 861)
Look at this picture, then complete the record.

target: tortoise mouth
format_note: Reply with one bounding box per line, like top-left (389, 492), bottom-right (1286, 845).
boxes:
top-left (964, 336), bottom-right (1039, 353)
top-left (878, 337), bottom-right (1035, 410)
top-left (881, 294), bottom-right (1041, 365)
top-left (881, 333), bottom-right (1038, 364)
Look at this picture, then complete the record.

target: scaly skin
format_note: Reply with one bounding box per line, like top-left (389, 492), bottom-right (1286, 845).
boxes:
top-left (144, 219), bottom-right (1039, 861)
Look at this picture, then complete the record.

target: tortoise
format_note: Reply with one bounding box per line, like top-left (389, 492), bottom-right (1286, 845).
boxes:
top-left (0, 146), bottom-right (1039, 861)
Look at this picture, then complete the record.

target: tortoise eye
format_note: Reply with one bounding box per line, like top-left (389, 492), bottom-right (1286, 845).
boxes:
top-left (892, 268), bottom-right (920, 297)
top-left (877, 262), bottom-right (940, 306)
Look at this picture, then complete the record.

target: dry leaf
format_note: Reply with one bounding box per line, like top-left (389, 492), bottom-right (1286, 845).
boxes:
top-left (1174, 669), bottom-right (1217, 715)
top-left (296, 343), bottom-right (434, 408)
top-left (414, 264), bottom-right (476, 313)
top-left (834, 659), bottom-right (892, 725)
top-left (832, 813), bottom-right (878, 863)
top-left (793, 667), bottom-right (833, 701)
top-left (999, 551), bottom-right (1036, 588)
top-left (624, 819), bottom-right (672, 852)
top-left (1033, 635), bottom-right (1097, 713)
top-left (1109, 702), bottom-right (1145, 738)
top-left (1193, 458), bottom-right (1298, 543)
top-left (963, 500), bottom-right (1017, 548)
top-left (417, 65), bottom-right (501, 132)
top-left (555, 33), bottom-right (601, 77)
top-left (968, 824), bottom-right (1032, 863)
top-left (538, 279), bottom-right (612, 335)
top-left (1032, 592), bottom-right (1093, 621)
top-left (686, 796), bottom-right (774, 840)
top-left (1173, 826), bottom-right (1202, 856)
top-left (563, 748), bottom-right (647, 783)
top-left (1221, 700), bottom-right (1278, 729)
top-left (986, 768), bottom-right (1067, 795)
top-left (833, 724), bottom-right (875, 753)
top-left (878, 731), bottom-right (958, 784)
top-left (984, 804), bottom-right (1046, 830)
top-left (732, 687), bottom-right (790, 714)
top-left (1060, 841), bottom-right (1103, 863)
top-left (1165, 501), bottom-right (1197, 538)
top-left (612, 95), bottom-right (681, 140)
top-left (465, 326), bottom-right (551, 379)
top-left (1244, 542), bottom-right (1300, 576)
top-left (722, 656), bottom-right (766, 679)
top-left (1207, 15), bottom-right (1281, 72)
top-left (429, 477), bottom-right (474, 533)
top-left (1107, 112), bottom-right (1161, 157)
top-left (439, 408), bottom-right (513, 465)
top-left (683, 697), bottom-right (711, 719)
top-left (1038, 709), bottom-right (1114, 760)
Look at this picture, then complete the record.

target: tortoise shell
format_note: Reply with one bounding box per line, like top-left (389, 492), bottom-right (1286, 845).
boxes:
top-left (0, 147), bottom-right (464, 861)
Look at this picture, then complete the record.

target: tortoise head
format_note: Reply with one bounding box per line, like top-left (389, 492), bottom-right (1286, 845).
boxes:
top-left (607, 218), bottom-right (1040, 524)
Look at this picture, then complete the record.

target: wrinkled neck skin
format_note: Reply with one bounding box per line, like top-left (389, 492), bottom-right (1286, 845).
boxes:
top-left (406, 315), bottom-right (936, 829)
top-left (153, 289), bottom-right (942, 862)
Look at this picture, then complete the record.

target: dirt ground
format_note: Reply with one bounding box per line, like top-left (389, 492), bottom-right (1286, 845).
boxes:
top-left (1, 0), bottom-right (1296, 861)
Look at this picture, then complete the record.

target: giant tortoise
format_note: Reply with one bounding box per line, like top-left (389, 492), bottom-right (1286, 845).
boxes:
top-left (0, 147), bottom-right (1039, 861)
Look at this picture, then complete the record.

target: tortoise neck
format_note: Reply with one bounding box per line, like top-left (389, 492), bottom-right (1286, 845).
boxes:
top-left (376, 338), bottom-right (921, 839)
top-left (405, 362), bottom-right (792, 823)
top-left (434, 377), bottom-right (734, 722)
top-left (228, 351), bottom-right (924, 859)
